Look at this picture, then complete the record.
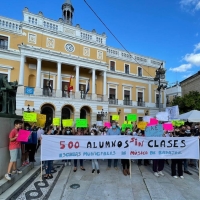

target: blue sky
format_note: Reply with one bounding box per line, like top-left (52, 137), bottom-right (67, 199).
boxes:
top-left (1, 0), bottom-right (200, 85)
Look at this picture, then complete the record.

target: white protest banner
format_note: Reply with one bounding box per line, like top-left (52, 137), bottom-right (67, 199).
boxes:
top-left (166, 105), bottom-right (179, 120)
top-left (143, 116), bottom-right (153, 123)
top-left (145, 124), bottom-right (164, 137)
top-left (96, 121), bottom-right (103, 126)
top-left (41, 135), bottom-right (199, 160)
top-left (156, 112), bottom-right (169, 121)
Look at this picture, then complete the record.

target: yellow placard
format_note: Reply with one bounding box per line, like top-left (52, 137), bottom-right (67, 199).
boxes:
top-left (23, 112), bottom-right (37, 122)
top-left (36, 114), bottom-right (46, 128)
top-left (62, 119), bottom-right (73, 127)
top-left (53, 118), bottom-right (60, 126)
top-left (137, 121), bottom-right (147, 130)
top-left (112, 115), bottom-right (119, 121)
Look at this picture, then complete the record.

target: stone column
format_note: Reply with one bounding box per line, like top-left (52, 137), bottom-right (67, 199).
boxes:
top-left (17, 55), bottom-right (25, 94)
top-left (92, 69), bottom-right (97, 100)
top-left (34, 58), bottom-right (43, 95)
top-left (56, 62), bottom-right (62, 97)
top-left (75, 66), bottom-right (80, 99)
top-left (103, 71), bottom-right (108, 101)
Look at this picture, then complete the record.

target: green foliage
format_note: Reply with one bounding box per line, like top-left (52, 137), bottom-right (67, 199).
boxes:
top-left (171, 91), bottom-right (200, 114)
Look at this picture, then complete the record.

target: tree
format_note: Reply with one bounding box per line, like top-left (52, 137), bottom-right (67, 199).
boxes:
top-left (171, 91), bottom-right (200, 114)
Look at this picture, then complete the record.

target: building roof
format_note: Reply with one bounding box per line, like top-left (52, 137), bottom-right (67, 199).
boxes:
top-left (180, 71), bottom-right (200, 84)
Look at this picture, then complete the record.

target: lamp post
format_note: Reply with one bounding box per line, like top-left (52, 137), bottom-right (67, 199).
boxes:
top-left (98, 109), bottom-right (107, 123)
top-left (154, 63), bottom-right (167, 112)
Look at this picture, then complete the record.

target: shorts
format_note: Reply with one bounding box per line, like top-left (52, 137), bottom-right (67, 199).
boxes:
top-left (10, 148), bottom-right (21, 162)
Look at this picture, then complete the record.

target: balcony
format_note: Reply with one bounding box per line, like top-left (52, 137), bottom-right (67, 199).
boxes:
top-left (0, 45), bottom-right (8, 50)
top-left (156, 103), bottom-right (163, 108)
top-left (123, 100), bottom-right (132, 106)
top-left (80, 92), bottom-right (92, 100)
top-left (108, 98), bottom-right (118, 105)
top-left (62, 91), bottom-right (75, 98)
top-left (43, 88), bottom-right (56, 97)
top-left (137, 101), bottom-right (145, 107)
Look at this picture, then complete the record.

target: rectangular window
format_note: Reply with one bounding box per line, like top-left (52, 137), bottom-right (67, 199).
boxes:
top-left (156, 94), bottom-right (159, 103)
top-left (125, 64), bottom-right (129, 74)
top-left (0, 36), bottom-right (8, 50)
top-left (138, 67), bottom-right (142, 77)
top-left (124, 90), bottom-right (130, 100)
top-left (138, 117), bottom-right (143, 121)
top-left (138, 92), bottom-right (143, 102)
top-left (109, 88), bottom-right (116, 99)
top-left (110, 61), bottom-right (115, 71)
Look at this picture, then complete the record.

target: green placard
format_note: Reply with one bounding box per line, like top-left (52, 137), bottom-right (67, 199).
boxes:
top-left (62, 119), bottom-right (73, 127)
top-left (76, 119), bottom-right (88, 128)
top-left (122, 124), bottom-right (133, 132)
top-left (53, 118), bottom-right (60, 126)
top-left (23, 112), bottom-right (37, 122)
top-left (127, 114), bottom-right (137, 121)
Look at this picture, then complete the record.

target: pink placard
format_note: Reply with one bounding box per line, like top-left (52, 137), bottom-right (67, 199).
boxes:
top-left (104, 122), bottom-right (111, 128)
top-left (163, 123), bottom-right (173, 131)
top-left (16, 129), bottom-right (31, 142)
top-left (147, 118), bottom-right (158, 126)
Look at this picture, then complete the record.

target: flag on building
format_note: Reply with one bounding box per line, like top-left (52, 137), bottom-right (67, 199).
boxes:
top-left (68, 76), bottom-right (74, 91)
top-left (85, 79), bottom-right (90, 94)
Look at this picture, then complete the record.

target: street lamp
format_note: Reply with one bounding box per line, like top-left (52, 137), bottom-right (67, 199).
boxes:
top-left (154, 63), bottom-right (167, 112)
top-left (98, 109), bottom-right (107, 122)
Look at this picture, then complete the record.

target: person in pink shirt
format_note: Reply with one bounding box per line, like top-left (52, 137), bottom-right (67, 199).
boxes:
top-left (5, 120), bottom-right (23, 181)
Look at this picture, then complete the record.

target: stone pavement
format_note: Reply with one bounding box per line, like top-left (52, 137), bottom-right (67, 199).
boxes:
top-left (1, 158), bottom-right (200, 200)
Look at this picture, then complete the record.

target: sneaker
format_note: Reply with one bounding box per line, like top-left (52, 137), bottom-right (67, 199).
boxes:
top-left (154, 172), bottom-right (159, 177)
top-left (25, 161), bottom-right (29, 165)
top-left (12, 169), bottom-right (22, 174)
top-left (158, 171), bottom-right (164, 176)
top-left (97, 170), bottom-right (100, 174)
top-left (5, 173), bottom-right (11, 181)
top-left (114, 167), bottom-right (118, 170)
top-left (92, 169), bottom-right (95, 174)
top-left (68, 162), bottom-right (71, 166)
top-left (180, 176), bottom-right (184, 179)
top-left (173, 176), bottom-right (178, 179)
top-left (22, 162), bottom-right (26, 167)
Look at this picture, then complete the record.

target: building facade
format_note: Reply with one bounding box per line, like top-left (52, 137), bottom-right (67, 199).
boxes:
top-left (0, 1), bottom-right (167, 126)
top-left (180, 71), bottom-right (200, 96)
top-left (166, 83), bottom-right (182, 106)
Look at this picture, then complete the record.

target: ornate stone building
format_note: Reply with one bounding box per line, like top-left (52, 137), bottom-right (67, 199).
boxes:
top-left (180, 71), bottom-right (200, 96)
top-left (0, 0), bottom-right (167, 126)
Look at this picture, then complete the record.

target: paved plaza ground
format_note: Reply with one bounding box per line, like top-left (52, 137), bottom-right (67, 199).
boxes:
top-left (1, 150), bottom-right (200, 200)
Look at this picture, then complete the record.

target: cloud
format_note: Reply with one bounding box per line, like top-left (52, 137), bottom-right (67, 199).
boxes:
top-left (180, 0), bottom-right (200, 12)
top-left (169, 64), bottom-right (192, 72)
top-left (194, 42), bottom-right (200, 52)
top-left (196, 32), bottom-right (199, 37)
top-left (184, 53), bottom-right (200, 66)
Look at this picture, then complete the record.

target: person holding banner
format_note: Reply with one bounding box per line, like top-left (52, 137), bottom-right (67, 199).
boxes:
top-left (73, 129), bottom-right (86, 172)
top-left (107, 122), bottom-right (121, 170)
top-left (43, 127), bottom-right (54, 179)
top-left (91, 130), bottom-right (100, 174)
top-left (121, 128), bottom-right (131, 176)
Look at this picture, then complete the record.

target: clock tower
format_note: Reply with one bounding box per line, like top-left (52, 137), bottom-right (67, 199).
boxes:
top-left (62, 0), bottom-right (74, 25)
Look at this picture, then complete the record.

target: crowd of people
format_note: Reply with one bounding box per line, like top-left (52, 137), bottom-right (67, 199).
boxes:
top-left (5, 119), bottom-right (200, 181)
